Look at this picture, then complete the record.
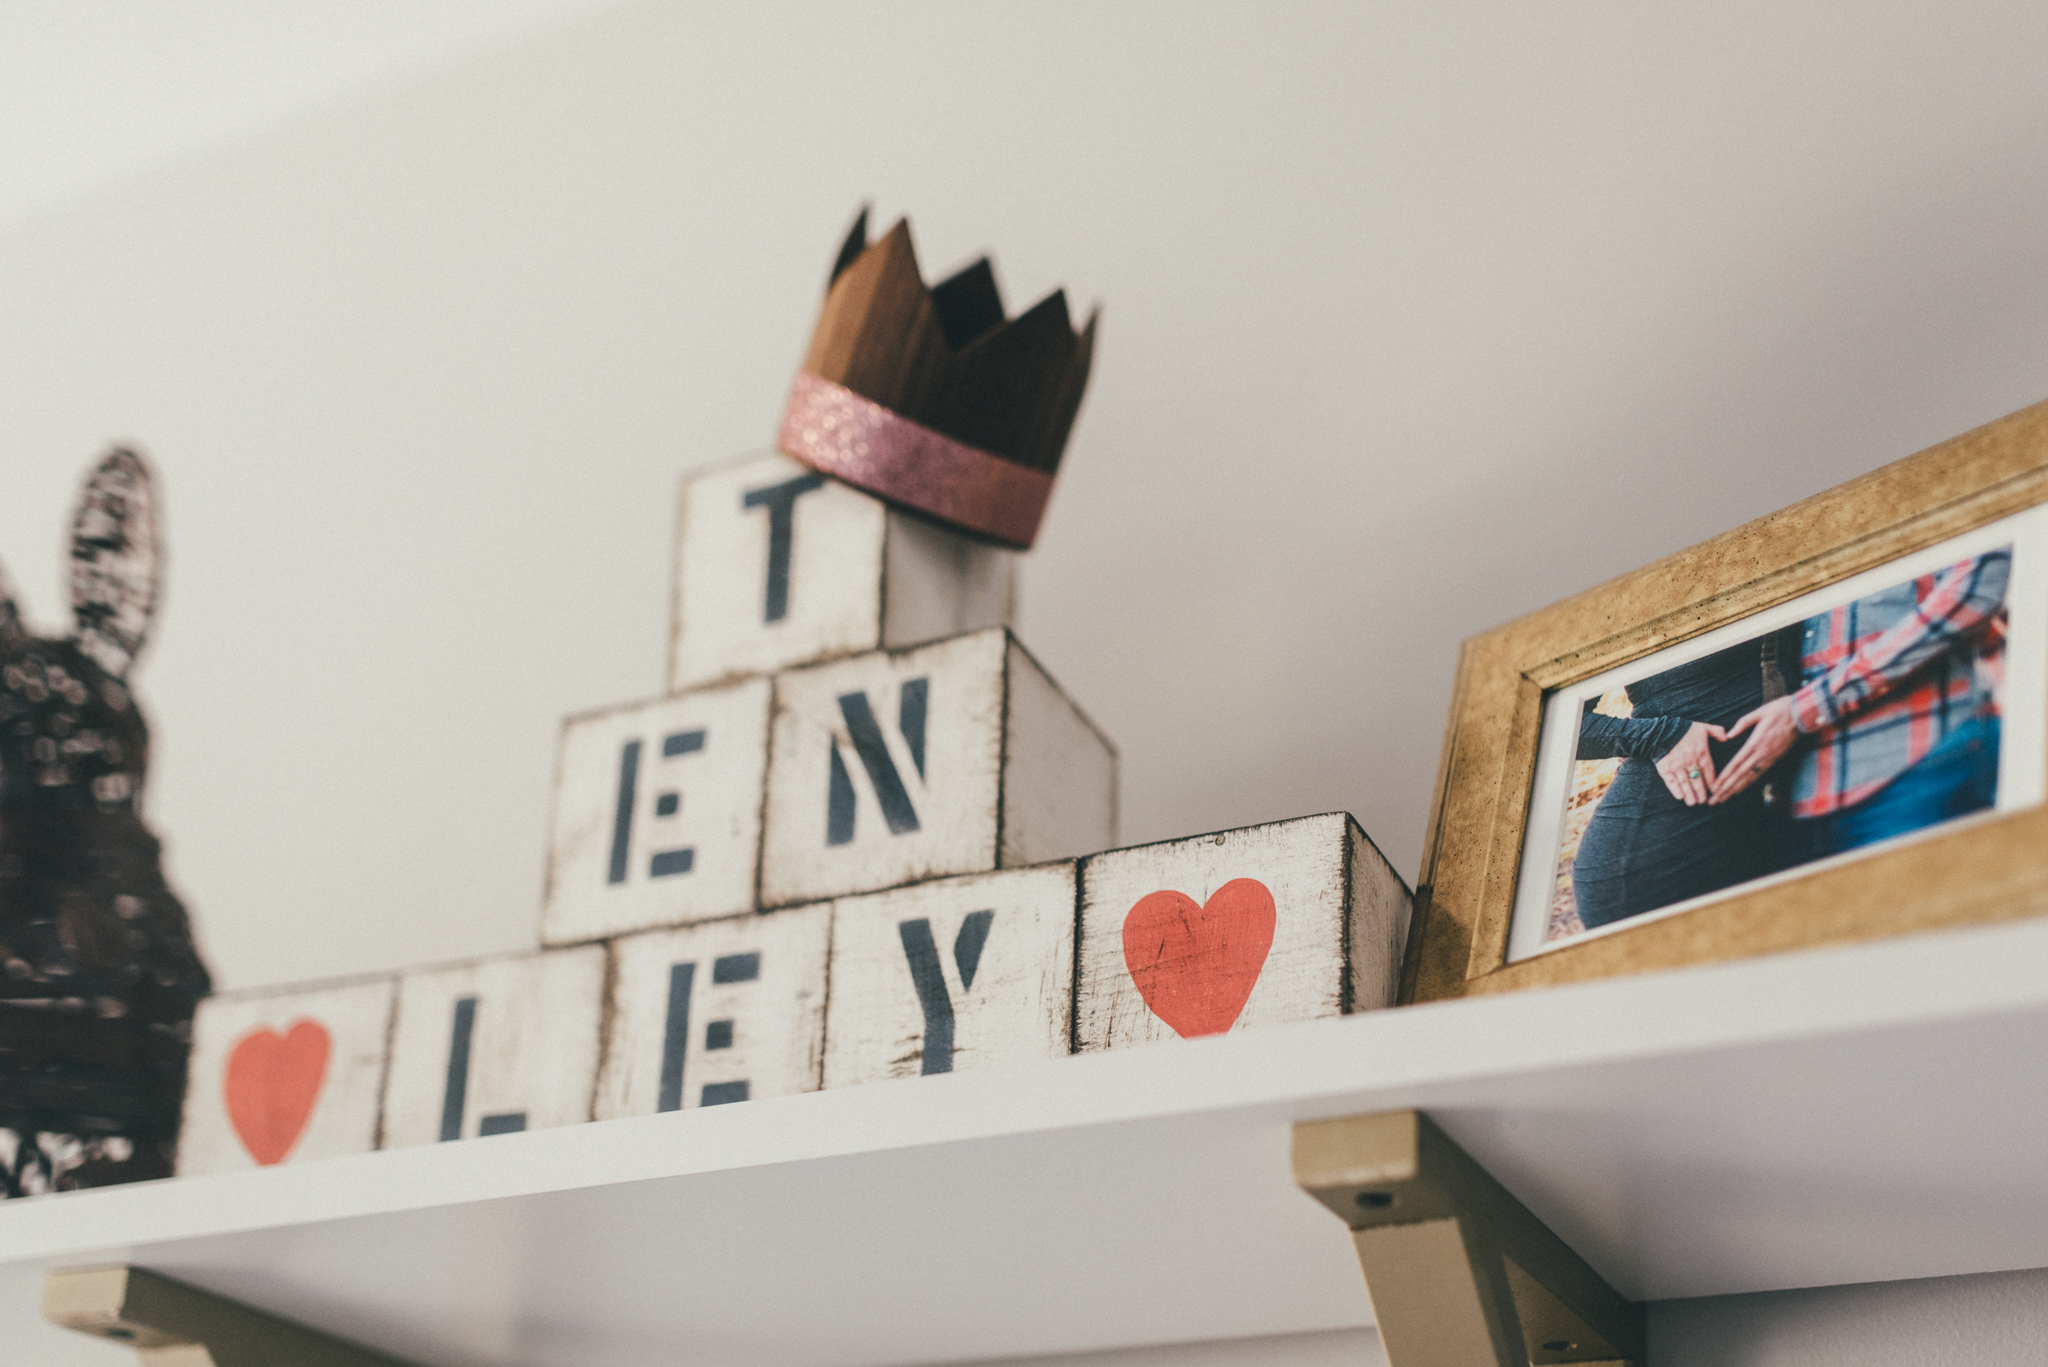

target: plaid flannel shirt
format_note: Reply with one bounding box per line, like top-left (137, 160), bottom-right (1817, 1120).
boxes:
top-left (1788, 549), bottom-right (2010, 819)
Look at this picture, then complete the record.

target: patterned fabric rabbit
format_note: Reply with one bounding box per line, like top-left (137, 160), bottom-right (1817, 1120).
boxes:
top-left (0, 449), bottom-right (210, 1195)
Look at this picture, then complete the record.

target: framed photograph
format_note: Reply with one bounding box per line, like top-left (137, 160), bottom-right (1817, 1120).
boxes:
top-left (1404, 397), bottom-right (2048, 1002)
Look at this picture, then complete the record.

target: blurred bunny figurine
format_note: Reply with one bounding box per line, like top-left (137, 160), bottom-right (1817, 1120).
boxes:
top-left (0, 448), bottom-right (210, 1195)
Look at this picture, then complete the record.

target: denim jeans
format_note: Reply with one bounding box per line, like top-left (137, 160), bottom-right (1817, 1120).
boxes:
top-left (1795, 713), bottom-right (2000, 861)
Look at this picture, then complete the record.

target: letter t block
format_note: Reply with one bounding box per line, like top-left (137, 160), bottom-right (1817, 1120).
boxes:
top-left (669, 451), bottom-right (1016, 690)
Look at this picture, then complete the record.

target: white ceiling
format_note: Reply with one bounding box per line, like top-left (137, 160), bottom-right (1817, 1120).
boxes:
top-left (0, 1), bottom-right (619, 225)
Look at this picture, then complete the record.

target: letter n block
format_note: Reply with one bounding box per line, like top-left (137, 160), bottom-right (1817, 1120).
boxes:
top-left (823, 862), bottom-right (1076, 1087)
top-left (381, 947), bottom-right (605, 1147)
top-left (760, 628), bottom-right (1116, 906)
top-left (595, 903), bottom-right (830, 1117)
top-left (542, 679), bottom-right (770, 944)
top-left (175, 977), bottom-right (394, 1174)
top-left (668, 451), bottom-right (1014, 690)
top-left (1074, 813), bottom-right (1410, 1053)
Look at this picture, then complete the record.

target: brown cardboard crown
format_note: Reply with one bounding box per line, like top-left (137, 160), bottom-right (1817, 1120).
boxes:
top-left (800, 209), bottom-right (1098, 479)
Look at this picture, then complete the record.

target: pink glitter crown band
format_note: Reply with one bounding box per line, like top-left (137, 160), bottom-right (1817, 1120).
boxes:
top-left (776, 371), bottom-right (1054, 550)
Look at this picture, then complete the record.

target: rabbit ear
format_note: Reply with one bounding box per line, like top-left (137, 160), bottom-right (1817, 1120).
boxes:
top-left (69, 447), bottom-right (162, 678)
top-left (0, 558), bottom-right (24, 651)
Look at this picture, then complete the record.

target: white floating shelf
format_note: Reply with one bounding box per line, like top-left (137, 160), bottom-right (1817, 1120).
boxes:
top-left (5, 916), bottom-right (2048, 1367)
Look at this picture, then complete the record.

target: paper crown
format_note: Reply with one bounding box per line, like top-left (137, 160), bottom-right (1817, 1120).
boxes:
top-left (777, 209), bottom-right (1098, 549)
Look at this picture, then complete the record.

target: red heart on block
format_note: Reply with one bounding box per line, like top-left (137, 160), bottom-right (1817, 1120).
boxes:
top-left (224, 1019), bottom-right (331, 1166)
top-left (1122, 878), bottom-right (1277, 1037)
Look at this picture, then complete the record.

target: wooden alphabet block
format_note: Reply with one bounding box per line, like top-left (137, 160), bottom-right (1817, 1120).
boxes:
top-left (1074, 813), bottom-right (1409, 1052)
top-left (380, 947), bottom-right (605, 1147)
top-left (668, 450), bottom-right (1014, 690)
top-left (542, 679), bottom-right (771, 944)
top-left (760, 628), bottom-right (1115, 906)
top-left (823, 862), bottom-right (1076, 1087)
top-left (175, 977), bottom-right (394, 1174)
top-left (595, 903), bottom-right (830, 1117)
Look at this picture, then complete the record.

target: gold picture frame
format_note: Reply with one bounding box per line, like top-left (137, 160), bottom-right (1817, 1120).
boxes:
top-left (1403, 396), bottom-right (2048, 1003)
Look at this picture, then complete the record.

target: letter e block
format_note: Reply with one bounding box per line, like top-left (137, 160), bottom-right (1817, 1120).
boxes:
top-left (669, 451), bottom-right (1014, 690)
top-left (595, 903), bottom-right (830, 1117)
top-left (1074, 813), bottom-right (1409, 1052)
top-left (824, 862), bottom-right (1075, 1087)
top-left (543, 679), bottom-right (771, 944)
top-left (176, 977), bottom-right (395, 1174)
top-left (761, 628), bottom-right (1115, 906)
top-left (381, 948), bottom-right (605, 1147)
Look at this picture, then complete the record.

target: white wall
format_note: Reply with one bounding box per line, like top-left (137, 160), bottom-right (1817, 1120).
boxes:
top-left (943, 1268), bottom-right (2048, 1367)
top-left (2, 2), bottom-right (2047, 1362)
top-left (947, 1266), bottom-right (2048, 1367)
top-left (18, 1271), bottom-right (2048, 1367)
top-left (3, 0), bottom-right (2046, 993)
top-left (1652, 1266), bottom-right (2048, 1365)
top-left (958, 1329), bottom-right (1384, 1367)
top-left (0, 1), bottom-right (618, 223)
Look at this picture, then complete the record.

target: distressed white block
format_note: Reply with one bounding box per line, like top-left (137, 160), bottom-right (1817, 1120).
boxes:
top-left (381, 948), bottom-right (605, 1147)
top-left (668, 450), bottom-right (1014, 690)
top-left (175, 977), bottom-right (394, 1174)
top-left (595, 904), bottom-right (831, 1117)
top-left (823, 862), bottom-right (1076, 1087)
top-left (760, 628), bottom-right (1115, 907)
top-left (542, 678), bottom-right (771, 944)
top-left (1074, 813), bottom-right (1409, 1052)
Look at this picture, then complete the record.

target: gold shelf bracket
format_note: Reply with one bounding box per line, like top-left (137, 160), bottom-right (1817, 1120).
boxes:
top-left (1293, 1111), bottom-right (1645, 1367)
top-left (45, 1265), bottom-right (429, 1367)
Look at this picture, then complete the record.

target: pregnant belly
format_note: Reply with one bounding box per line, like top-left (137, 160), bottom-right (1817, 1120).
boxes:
top-left (1572, 761), bottom-right (1781, 924)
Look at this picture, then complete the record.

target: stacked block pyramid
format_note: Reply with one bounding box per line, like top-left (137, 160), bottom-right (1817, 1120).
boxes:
top-left (176, 227), bottom-right (1413, 1177)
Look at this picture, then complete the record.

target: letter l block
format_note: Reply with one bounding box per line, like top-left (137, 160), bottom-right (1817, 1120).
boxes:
top-left (380, 948), bottom-right (605, 1147)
